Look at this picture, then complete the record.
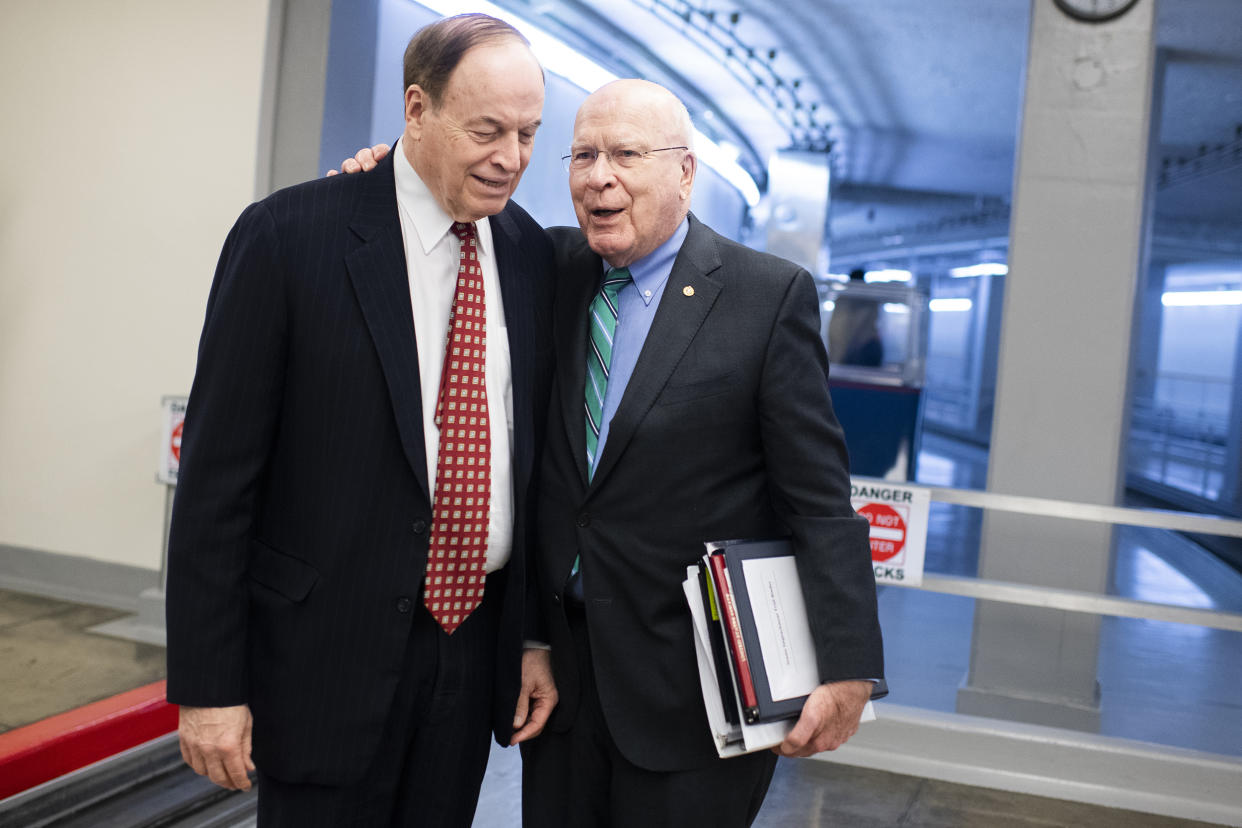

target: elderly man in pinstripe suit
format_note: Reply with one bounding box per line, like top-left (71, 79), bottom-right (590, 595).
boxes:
top-left (166, 14), bottom-right (557, 826)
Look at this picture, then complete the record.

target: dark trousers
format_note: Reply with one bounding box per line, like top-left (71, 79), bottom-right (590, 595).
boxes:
top-left (256, 578), bottom-right (502, 827)
top-left (522, 607), bottom-right (777, 828)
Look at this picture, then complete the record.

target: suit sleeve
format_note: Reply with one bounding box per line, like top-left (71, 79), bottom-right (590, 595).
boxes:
top-left (522, 223), bottom-right (557, 647)
top-left (756, 269), bottom-right (885, 684)
top-left (165, 201), bottom-right (288, 707)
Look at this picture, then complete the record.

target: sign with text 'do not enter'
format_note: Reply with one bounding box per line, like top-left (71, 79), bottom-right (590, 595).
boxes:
top-left (850, 480), bottom-right (930, 586)
top-left (158, 396), bottom-right (188, 486)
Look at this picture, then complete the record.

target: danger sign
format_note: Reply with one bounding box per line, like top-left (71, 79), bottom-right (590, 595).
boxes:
top-left (158, 396), bottom-right (189, 485)
top-left (851, 480), bottom-right (930, 586)
top-left (859, 502), bottom-right (905, 561)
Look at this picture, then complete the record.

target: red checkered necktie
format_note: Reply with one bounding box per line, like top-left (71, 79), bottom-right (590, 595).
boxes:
top-left (424, 221), bottom-right (490, 634)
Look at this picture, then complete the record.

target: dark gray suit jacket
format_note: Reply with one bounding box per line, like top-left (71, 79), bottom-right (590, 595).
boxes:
top-left (166, 152), bottom-right (554, 784)
top-left (535, 214), bottom-right (883, 771)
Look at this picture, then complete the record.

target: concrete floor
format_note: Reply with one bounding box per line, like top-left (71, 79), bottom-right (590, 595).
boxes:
top-left (0, 588), bottom-right (164, 733)
top-left (469, 737), bottom-right (1223, 827)
top-left (0, 587), bottom-right (1228, 826)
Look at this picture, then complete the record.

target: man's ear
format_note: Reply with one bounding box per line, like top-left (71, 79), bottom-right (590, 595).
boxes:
top-left (404, 85), bottom-right (430, 139)
top-left (679, 152), bottom-right (697, 201)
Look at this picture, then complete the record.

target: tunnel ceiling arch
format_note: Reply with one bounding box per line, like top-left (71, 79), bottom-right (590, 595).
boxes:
top-left (489, 0), bottom-right (1242, 228)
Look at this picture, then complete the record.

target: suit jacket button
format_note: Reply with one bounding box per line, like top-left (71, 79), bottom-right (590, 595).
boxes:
top-left (552, 593), bottom-right (561, 604)
top-left (396, 597), bottom-right (412, 613)
top-left (412, 520), bottom-right (427, 535)
top-left (576, 513), bottom-right (590, 528)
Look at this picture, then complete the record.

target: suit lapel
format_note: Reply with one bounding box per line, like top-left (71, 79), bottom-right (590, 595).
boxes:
top-left (345, 154), bottom-right (431, 503)
top-left (492, 207), bottom-right (536, 498)
top-left (553, 236), bottom-right (603, 489)
top-left (590, 216), bottom-right (723, 487)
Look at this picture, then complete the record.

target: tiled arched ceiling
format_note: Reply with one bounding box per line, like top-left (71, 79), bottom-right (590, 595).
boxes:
top-left (498, 0), bottom-right (1241, 228)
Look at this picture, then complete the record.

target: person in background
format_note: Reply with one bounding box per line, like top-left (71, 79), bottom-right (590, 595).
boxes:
top-left (167, 14), bottom-right (557, 826)
top-left (827, 267), bottom-right (885, 367)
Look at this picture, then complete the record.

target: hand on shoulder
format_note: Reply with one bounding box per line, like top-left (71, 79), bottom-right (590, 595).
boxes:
top-left (326, 143), bottom-right (391, 177)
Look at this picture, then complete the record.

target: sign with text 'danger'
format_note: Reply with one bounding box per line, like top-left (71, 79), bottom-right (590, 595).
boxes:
top-left (850, 480), bottom-right (930, 586)
top-left (158, 396), bottom-right (188, 485)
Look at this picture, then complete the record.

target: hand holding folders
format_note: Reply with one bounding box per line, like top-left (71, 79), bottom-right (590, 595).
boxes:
top-left (682, 538), bottom-right (877, 757)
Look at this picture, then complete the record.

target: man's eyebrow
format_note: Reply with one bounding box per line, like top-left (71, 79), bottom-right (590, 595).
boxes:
top-left (470, 116), bottom-right (543, 130)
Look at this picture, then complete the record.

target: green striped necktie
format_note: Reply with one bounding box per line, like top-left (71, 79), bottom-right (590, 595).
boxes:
top-left (584, 267), bottom-right (631, 477)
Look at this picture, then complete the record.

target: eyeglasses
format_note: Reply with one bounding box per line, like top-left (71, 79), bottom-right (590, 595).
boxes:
top-left (561, 145), bottom-right (688, 172)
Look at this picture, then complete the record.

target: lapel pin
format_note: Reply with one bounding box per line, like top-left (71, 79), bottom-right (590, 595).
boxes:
top-left (682, 285), bottom-right (695, 297)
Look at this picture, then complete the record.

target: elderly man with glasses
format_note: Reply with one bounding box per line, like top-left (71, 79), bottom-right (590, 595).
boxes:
top-left (523, 79), bottom-right (884, 828)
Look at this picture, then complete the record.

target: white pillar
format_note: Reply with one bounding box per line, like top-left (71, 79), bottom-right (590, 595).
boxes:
top-left (958, 0), bottom-right (1160, 730)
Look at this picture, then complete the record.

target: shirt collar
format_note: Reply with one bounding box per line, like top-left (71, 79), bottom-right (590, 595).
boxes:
top-left (606, 218), bottom-right (689, 306)
top-left (393, 137), bottom-right (494, 260)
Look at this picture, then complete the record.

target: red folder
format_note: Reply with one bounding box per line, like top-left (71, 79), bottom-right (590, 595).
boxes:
top-left (707, 551), bottom-right (760, 723)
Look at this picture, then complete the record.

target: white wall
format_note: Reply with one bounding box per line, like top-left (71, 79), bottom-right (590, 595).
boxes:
top-left (0, 0), bottom-right (272, 570)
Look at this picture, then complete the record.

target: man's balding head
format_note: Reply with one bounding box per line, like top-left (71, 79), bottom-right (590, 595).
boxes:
top-left (567, 80), bottom-right (697, 267)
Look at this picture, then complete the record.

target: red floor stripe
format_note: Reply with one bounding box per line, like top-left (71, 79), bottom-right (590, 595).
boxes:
top-left (0, 680), bottom-right (178, 800)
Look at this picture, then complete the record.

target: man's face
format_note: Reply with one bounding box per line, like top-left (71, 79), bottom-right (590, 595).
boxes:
top-left (403, 39), bottom-right (544, 222)
top-left (569, 86), bottom-right (694, 268)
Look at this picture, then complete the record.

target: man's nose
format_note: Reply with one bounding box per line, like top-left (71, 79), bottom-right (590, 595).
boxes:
top-left (585, 153), bottom-right (617, 187)
top-left (492, 133), bottom-right (521, 171)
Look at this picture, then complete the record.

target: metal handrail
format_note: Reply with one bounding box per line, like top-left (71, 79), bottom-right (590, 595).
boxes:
top-left (917, 482), bottom-right (1242, 538)
top-left (916, 573), bottom-right (1242, 633)
top-left (857, 478), bottom-right (1242, 632)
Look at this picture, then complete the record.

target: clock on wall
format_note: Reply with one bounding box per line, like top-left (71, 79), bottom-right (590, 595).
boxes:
top-left (1052, 0), bottom-right (1142, 23)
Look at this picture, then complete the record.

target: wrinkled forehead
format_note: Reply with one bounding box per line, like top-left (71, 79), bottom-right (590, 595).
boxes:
top-left (442, 40), bottom-right (544, 109)
top-left (573, 94), bottom-right (675, 147)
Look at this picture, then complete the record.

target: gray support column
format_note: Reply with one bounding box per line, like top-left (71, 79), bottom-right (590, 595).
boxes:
top-left (254, 0), bottom-right (286, 199)
top-left (254, 0), bottom-right (382, 196)
top-left (958, 0), bottom-right (1159, 730)
top-left (262, 0), bottom-right (334, 195)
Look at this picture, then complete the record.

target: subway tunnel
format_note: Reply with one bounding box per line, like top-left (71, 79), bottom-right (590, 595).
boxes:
top-left (2, 0), bottom-right (1241, 825)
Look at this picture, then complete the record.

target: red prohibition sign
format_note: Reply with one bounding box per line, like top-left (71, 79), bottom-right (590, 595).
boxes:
top-left (171, 421), bottom-right (184, 463)
top-left (858, 502), bottom-right (906, 562)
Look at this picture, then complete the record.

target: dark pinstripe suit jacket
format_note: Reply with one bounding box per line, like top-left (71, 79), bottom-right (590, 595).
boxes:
top-left (165, 152), bottom-right (554, 785)
top-left (534, 216), bottom-right (884, 772)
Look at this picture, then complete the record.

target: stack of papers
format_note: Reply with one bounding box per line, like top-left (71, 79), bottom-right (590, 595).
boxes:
top-left (683, 538), bottom-right (875, 757)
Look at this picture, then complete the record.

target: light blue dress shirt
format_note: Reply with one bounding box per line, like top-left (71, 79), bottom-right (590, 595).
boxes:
top-left (589, 218), bottom-right (690, 476)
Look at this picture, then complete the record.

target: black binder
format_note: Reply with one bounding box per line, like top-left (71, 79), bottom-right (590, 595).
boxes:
top-left (715, 538), bottom-right (810, 723)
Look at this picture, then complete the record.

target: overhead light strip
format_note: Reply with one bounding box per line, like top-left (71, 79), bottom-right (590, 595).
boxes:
top-left (865, 269), bottom-right (912, 283)
top-left (1161, 290), bottom-right (1242, 307)
top-left (950, 263), bottom-right (1008, 278)
top-left (930, 298), bottom-right (973, 312)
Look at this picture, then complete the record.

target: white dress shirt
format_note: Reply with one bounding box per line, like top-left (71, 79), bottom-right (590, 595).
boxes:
top-left (393, 138), bottom-right (514, 573)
